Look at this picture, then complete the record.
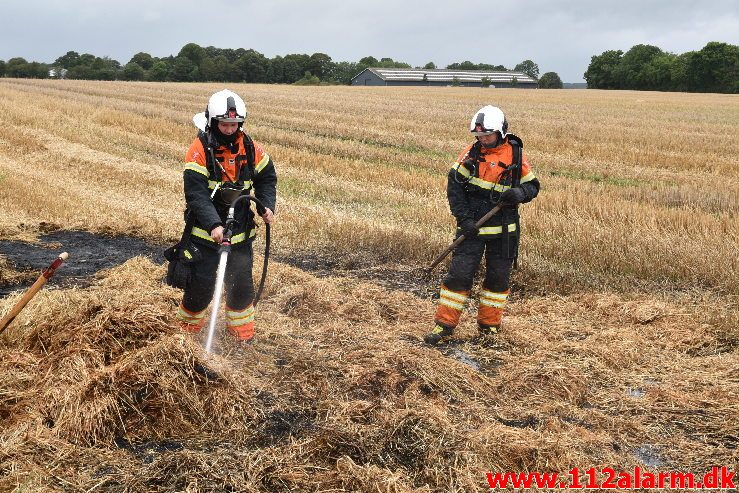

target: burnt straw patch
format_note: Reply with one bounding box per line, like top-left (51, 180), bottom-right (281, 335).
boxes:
top-left (0, 230), bottom-right (162, 296)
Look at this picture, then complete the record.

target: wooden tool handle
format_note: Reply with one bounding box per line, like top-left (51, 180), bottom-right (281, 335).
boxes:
top-left (0, 252), bottom-right (68, 334)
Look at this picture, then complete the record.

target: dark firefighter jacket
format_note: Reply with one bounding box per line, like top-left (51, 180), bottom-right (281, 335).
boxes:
top-left (448, 137), bottom-right (539, 236)
top-left (183, 130), bottom-right (277, 249)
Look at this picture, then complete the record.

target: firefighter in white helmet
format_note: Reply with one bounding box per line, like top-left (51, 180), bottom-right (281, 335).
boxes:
top-left (425, 105), bottom-right (540, 345)
top-left (175, 89), bottom-right (277, 343)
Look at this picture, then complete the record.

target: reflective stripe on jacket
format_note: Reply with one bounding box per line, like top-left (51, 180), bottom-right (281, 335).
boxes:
top-left (183, 131), bottom-right (277, 248)
top-left (447, 138), bottom-right (539, 237)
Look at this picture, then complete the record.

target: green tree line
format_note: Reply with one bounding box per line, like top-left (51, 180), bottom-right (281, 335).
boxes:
top-left (0, 43), bottom-right (555, 86)
top-left (585, 42), bottom-right (738, 93)
top-left (0, 46), bottom-right (413, 85)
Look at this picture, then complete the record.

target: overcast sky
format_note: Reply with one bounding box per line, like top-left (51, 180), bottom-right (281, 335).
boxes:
top-left (2, 0), bottom-right (738, 82)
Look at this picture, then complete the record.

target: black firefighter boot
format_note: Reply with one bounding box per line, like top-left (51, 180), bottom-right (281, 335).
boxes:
top-left (478, 323), bottom-right (500, 337)
top-left (424, 324), bottom-right (454, 345)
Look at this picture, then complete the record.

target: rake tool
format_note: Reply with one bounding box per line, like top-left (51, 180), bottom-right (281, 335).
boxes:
top-left (425, 205), bottom-right (503, 273)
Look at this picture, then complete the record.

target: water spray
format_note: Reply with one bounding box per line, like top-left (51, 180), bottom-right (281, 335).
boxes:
top-left (203, 195), bottom-right (271, 354)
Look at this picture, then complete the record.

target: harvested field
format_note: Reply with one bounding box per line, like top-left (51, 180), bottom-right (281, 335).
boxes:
top-left (0, 80), bottom-right (737, 491)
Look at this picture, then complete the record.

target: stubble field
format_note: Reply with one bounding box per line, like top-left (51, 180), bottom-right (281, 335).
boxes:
top-left (0, 79), bottom-right (737, 492)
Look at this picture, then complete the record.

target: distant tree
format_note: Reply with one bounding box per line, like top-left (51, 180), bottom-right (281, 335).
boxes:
top-left (197, 58), bottom-right (214, 82)
top-left (371, 57), bottom-right (411, 69)
top-left (447, 60), bottom-right (477, 70)
top-left (283, 53), bottom-right (310, 81)
top-left (585, 41), bottom-right (738, 93)
top-left (510, 76), bottom-right (518, 87)
top-left (204, 46), bottom-right (228, 61)
top-left (447, 61), bottom-right (507, 71)
top-left (234, 50), bottom-right (269, 82)
top-left (615, 44), bottom-right (664, 90)
top-left (122, 62), bottom-right (145, 81)
top-left (514, 59), bottom-right (539, 79)
top-left (452, 76), bottom-right (461, 86)
top-left (669, 52), bottom-right (693, 92)
top-left (178, 43), bottom-right (205, 66)
top-left (281, 58), bottom-right (303, 83)
top-left (683, 42), bottom-right (739, 93)
top-left (643, 53), bottom-right (678, 90)
top-left (66, 64), bottom-right (94, 79)
top-left (267, 55), bottom-right (284, 83)
top-left (293, 70), bottom-right (320, 85)
top-left (6, 58), bottom-right (49, 79)
top-left (0, 60), bottom-right (5, 77)
top-left (168, 56), bottom-right (195, 81)
top-left (328, 61), bottom-right (360, 85)
top-left (584, 50), bottom-right (623, 89)
top-left (481, 76), bottom-right (492, 88)
top-left (200, 55), bottom-right (232, 82)
top-left (54, 51), bottom-right (81, 69)
top-left (129, 52), bottom-right (154, 70)
top-left (77, 53), bottom-right (96, 67)
top-left (88, 56), bottom-right (120, 80)
top-left (359, 56), bottom-right (379, 66)
top-left (39, 63), bottom-right (52, 78)
top-left (5, 57), bottom-right (31, 77)
top-left (423, 62), bottom-right (436, 69)
top-left (538, 71), bottom-right (563, 88)
top-left (146, 61), bottom-right (169, 82)
top-left (27, 62), bottom-right (50, 78)
top-left (477, 63), bottom-right (508, 71)
top-left (307, 52), bottom-right (334, 79)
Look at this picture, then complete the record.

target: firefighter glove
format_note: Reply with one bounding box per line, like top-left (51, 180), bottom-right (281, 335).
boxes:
top-left (500, 187), bottom-right (526, 206)
top-left (460, 218), bottom-right (479, 238)
top-left (461, 156), bottom-right (478, 171)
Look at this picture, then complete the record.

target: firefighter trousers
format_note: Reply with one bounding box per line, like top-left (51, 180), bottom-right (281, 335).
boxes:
top-left (434, 233), bottom-right (517, 330)
top-left (177, 243), bottom-right (256, 339)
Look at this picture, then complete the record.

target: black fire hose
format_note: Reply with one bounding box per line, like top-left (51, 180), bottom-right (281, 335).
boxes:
top-left (224, 195), bottom-right (271, 306)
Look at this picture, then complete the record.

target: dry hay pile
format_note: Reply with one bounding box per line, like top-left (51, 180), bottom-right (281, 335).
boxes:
top-left (1, 257), bottom-right (737, 492)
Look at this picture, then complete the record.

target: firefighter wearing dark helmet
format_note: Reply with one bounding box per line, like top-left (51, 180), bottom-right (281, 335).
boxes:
top-left (425, 105), bottom-right (540, 345)
top-left (177, 89), bottom-right (277, 343)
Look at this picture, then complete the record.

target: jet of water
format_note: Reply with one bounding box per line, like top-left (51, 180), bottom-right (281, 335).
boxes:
top-left (205, 248), bottom-right (229, 353)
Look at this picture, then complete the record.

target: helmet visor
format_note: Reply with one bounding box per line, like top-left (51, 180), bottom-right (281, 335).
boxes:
top-left (470, 122), bottom-right (496, 136)
top-left (214, 110), bottom-right (244, 123)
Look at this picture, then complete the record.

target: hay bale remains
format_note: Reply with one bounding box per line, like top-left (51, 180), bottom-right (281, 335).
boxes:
top-left (1, 257), bottom-right (737, 491)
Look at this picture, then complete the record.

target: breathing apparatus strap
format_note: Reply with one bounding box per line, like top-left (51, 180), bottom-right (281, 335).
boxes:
top-left (198, 131), bottom-right (256, 185)
top-left (508, 138), bottom-right (523, 267)
top-left (198, 132), bottom-right (258, 217)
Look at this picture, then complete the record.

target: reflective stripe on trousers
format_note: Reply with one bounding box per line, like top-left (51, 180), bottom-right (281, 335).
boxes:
top-left (434, 284), bottom-right (470, 328)
top-left (226, 304), bottom-right (255, 340)
top-left (177, 303), bottom-right (206, 331)
top-left (477, 289), bottom-right (509, 326)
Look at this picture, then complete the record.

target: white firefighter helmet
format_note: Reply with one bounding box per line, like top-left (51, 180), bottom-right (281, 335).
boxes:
top-left (469, 105), bottom-right (508, 137)
top-left (193, 89), bottom-right (247, 131)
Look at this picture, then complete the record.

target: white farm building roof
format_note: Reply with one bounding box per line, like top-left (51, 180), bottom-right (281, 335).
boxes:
top-left (351, 68), bottom-right (538, 87)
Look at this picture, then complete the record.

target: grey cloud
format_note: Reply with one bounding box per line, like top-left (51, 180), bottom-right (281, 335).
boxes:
top-left (1, 0), bottom-right (737, 82)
